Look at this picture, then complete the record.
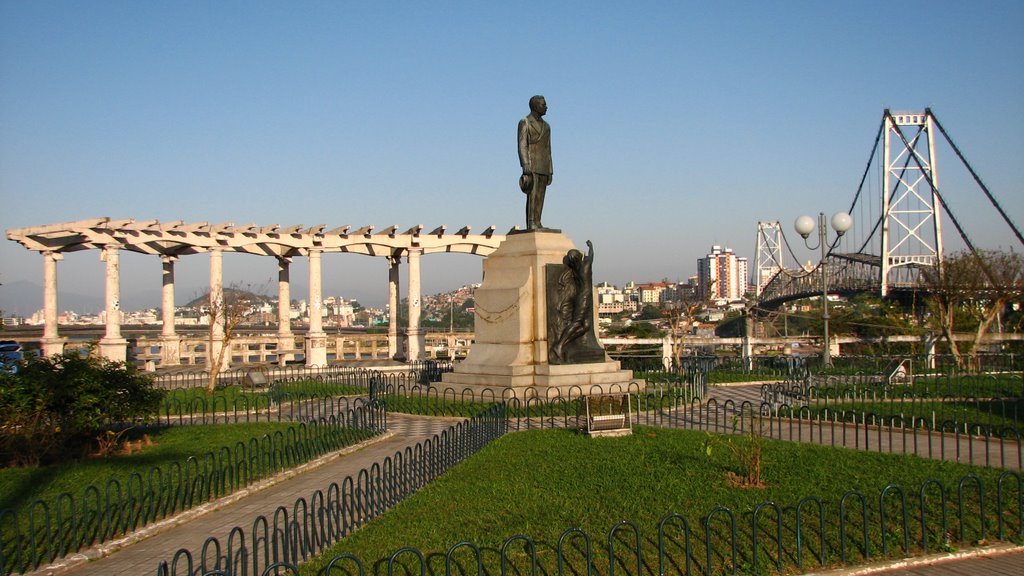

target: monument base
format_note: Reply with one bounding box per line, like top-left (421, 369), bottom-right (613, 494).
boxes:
top-left (441, 359), bottom-right (639, 400)
top-left (438, 230), bottom-right (642, 400)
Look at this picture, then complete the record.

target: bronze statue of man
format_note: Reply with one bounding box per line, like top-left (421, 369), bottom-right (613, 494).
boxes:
top-left (518, 95), bottom-right (552, 230)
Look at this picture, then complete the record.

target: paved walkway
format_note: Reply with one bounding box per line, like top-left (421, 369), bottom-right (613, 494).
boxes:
top-left (870, 548), bottom-right (1024, 575)
top-left (810, 546), bottom-right (1024, 575)
top-left (31, 385), bottom-right (1023, 575)
top-left (42, 414), bottom-right (460, 576)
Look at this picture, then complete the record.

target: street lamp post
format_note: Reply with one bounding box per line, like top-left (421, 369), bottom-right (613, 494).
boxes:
top-left (794, 211), bottom-right (853, 367)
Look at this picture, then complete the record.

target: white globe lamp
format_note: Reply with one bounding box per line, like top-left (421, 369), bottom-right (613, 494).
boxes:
top-left (794, 215), bottom-right (816, 239)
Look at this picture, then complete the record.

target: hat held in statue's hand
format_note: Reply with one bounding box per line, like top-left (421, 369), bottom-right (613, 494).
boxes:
top-left (519, 173), bottom-right (533, 193)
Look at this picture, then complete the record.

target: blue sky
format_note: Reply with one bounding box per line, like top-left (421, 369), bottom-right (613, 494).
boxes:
top-left (2, 1), bottom-right (1022, 313)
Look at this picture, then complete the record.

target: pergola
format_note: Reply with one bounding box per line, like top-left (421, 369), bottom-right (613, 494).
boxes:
top-left (6, 217), bottom-right (509, 365)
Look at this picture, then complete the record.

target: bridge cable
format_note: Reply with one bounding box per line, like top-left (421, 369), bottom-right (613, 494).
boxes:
top-left (846, 115), bottom-right (886, 256)
top-left (846, 115), bottom-right (886, 217)
top-left (854, 136), bottom-right (919, 256)
top-left (774, 227), bottom-right (815, 279)
top-left (927, 108), bottom-right (1024, 248)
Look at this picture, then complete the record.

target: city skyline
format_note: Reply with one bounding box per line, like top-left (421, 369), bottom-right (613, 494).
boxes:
top-left (0, 267), bottom-right (706, 318)
top-left (2, 2), bottom-right (1022, 314)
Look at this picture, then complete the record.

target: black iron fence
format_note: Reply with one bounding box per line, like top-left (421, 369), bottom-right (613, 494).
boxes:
top-left (156, 393), bottom-right (376, 427)
top-left (150, 438), bottom-right (1023, 575)
top-left (155, 404), bottom-right (508, 576)
top-left (0, 401), bottom-right (385, 575)
top-left (768, 371), bottom-right (1024, 401)
top-left (662, 397), bottom-right (1022, 471)
top-left (150, 361), bottom-right (453, 391)
top-left (353, 377), bottom-right (1023, 470)
top-left (152, 363), bottom-right (457, 425)
top-left (618, 353), bottom-right (1024, 380)
top-left (5, 360), bottom-right (1024, 575)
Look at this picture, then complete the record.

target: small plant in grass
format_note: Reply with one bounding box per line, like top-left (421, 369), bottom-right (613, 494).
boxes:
top-left (93, 428), bottom-right (155, 457)
top-left (703, 411), bottom-right (767, 488)
top-left (93, 427), bottom-right (133, 457)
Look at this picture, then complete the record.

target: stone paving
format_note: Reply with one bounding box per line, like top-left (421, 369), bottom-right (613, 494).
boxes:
top-left (810, 546), bottom-right (1024, 575)
top-left (29, 385), bottom-right (1024, 576)
top-left (870, 548), bottom-right (1024, 575)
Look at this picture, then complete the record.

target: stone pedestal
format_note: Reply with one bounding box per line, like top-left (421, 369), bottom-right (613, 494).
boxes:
top-left (440, 231), bottom-right (639, 400)
top-left (160, 336), bottom-right (182, 366)
top-left (305, 332), bottom-right (328, 367)
top-left (99, 337), bottom-right (128, 363)
top-left (40, 338), bottom-right (67, 358)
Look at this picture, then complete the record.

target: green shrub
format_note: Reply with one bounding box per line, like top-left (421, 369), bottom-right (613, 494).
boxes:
top-left (0, 350), bottom-right (165, 466)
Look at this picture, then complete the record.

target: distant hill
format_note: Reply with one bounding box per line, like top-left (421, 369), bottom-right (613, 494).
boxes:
top-left (183, 288), bottom-right (275, 309)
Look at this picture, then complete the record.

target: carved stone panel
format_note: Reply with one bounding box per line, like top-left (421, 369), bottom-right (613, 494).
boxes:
top-left (545, 261), bottom-right (604, 365)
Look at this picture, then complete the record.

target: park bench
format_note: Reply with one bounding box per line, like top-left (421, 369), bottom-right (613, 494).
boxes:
top-left (585, 394), bottom-right (633, 437)
top-left (244, 369), bottom-right (270, 389)
top-left (274, 349), bottom-right (304, 366)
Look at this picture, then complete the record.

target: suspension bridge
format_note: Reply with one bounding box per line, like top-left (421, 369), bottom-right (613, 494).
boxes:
top-left (754, 109), bottom-right (1023, 311)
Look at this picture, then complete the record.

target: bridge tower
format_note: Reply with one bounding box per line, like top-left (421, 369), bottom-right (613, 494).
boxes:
top-left (880, 110), bottom-right (945, 296)
top-left (754, 221), bottom-right (785, 298)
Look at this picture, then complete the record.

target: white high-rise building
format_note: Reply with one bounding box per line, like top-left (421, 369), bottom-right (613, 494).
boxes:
top-left (697, 246), bottom-right (748, 302)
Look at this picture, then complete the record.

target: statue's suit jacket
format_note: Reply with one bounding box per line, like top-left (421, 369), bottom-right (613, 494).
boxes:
top-left (518, 115), bottom-right (553, 176)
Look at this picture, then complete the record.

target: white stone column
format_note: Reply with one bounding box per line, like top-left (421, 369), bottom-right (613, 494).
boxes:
top-left (41, 251), bottom-right (66, 357)
top-left (406, 248), bottom-right (424, 362)
top-left (387, 255), bottom-right (401, 359)
top-left (661, 336), bottom-right (673, 370)
top-left (98, 245), bottom-right (128, 362)
top-left (160, 255), bottom-right (181, 366)
top-left (276, 257), bottom-right (294, 366)
top-left (741, 314), bottom-right (754, 370)
top-left (208, 249), bottom-right (227, 369)
top-left (305, 250), bottom-right (328, 366)
top-left (828, 335), bottom-right (840, 360)
top-left (924, 333), bottom-right (937, 370)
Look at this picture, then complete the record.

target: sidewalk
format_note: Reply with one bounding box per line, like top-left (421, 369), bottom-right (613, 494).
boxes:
top-left (811, 545), bottom-right (1024, 575)
top-left (40, 414), bottom-right (460, 576)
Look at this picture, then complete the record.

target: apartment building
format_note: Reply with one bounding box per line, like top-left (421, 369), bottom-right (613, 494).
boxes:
top-left (697, 245), bottom-right (749, 303)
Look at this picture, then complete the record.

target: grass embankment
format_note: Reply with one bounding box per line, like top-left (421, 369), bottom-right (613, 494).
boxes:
top-left (0, 422), bottom-right (365, 517)
top-left (302, 426), bottom-right (1017, 576)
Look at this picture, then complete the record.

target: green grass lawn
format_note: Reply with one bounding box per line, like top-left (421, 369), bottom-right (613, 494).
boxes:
top-left (903, 373), bottom-right (1024, 398)
top-left (160, 380), bottom-right (369, 412)
top-left (801, 373), bottom-right (1023, 401)
top-left (0, 422), bottom-right (370, 518)
top-left (302, 425), bottom-right (1018, 576)
top-left (795, 397), bottom-right (1024, 431)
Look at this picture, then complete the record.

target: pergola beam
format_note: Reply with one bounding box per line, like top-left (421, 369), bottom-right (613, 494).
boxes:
top-left (7, 217), bottom-right (506, 258)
